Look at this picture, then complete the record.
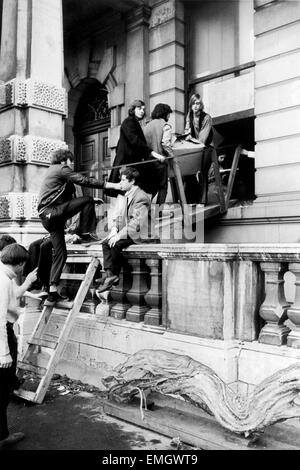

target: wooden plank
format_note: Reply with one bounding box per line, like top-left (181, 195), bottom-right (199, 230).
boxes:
top-left (60, 273), bottom-right (85, 281)
top-left (29, 338), bottom-right (58, 349)
top-left (102, 398), bottom-right (300, 451)
top-left (102, 400), bottom-right (238, 450)
top-left (211, 148), bottom-right (226, 213)
top-left (225, 145), bottom-right (242, 209)
top-left (18, 361), bottom-right (47, 376)
top-left (14, 389), bottom-right (37, 402)
top-left (66, 256), bottom-right (92, 263)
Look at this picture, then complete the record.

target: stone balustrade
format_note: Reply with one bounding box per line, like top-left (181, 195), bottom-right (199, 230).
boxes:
top-left (64, 244), bottom-right (300, 348)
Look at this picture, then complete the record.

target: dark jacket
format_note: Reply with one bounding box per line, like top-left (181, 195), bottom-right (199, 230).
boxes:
top-left (109, 115), bottom-right (157, 196)
top-left (37, 164), bottom-right (104, 214)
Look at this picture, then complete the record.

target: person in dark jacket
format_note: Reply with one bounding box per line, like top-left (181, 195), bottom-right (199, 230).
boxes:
top-left (108, 99), bottom-right (165, 197)
top-left (184, 93), bottom-right (214, 205)
top-left (37, 148), bottom-right (120, 304)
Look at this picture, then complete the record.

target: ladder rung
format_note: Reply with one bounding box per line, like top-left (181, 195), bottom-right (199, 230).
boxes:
top-left (55, 300), bottom-right (74, 310)
top-left (60, 273), bottom-right (85, 281)
top-left (66, 256), bottom-right (93, 263)
top-left (14, 389), bottom-right (37, 402)
top-left (18, 361), bottom-right (47, 376)
top-left (29, 338), bottom-right (58, 349)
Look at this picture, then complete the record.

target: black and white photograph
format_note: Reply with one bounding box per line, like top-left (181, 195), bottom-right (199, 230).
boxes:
top-left (0, 0), bottom-right (299, 456)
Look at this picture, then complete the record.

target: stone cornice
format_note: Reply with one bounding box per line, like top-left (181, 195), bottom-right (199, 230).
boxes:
top-left (125, 6), bottom-right (152, 32)
top-left (0, 79), bottom-right (67, 115)
top-left (0, 135), bottom-right (67, 165)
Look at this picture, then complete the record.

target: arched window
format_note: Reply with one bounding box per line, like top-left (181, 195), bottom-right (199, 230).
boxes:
top-left (74, 82), bottom-right (110, 131)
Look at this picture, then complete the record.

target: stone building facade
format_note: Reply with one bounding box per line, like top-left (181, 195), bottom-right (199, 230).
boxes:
top-left (0, 0), bottom-right (300, 244)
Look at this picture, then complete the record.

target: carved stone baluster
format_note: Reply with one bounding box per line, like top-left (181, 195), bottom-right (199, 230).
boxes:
top-left (258, 262), bottom-right (290, 345)
top-left (144, 259), bottom-right (162, 326)
top-left (287, 263), bottom-right (300, 348)
top-left (126, 258), bottom-right (149, 323)
top-left (110, 262), bottom-right (132, 320)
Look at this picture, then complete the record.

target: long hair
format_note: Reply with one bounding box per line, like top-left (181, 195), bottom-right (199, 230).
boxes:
top-left (128, 99), bottom-right (145, 117)
top-left (151, 103), bottom-right (172, 121)
top-left (188, 93), bottom-right (204, 113)
top-left (187, 93), bottom-right (206, 139)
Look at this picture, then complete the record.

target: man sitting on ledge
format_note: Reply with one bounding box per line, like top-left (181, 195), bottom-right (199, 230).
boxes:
top-left (97, 167), bottom-right (152, 293)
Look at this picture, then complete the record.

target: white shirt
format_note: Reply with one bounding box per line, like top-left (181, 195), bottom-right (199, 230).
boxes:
top-left (0, 262), bottom-right (21, 358)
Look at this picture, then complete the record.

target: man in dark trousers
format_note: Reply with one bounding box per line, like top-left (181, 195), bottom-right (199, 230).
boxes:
top-left (97, 167), bottom-right (152, 293)
top-left (38, 148), bottom-right (120, 304)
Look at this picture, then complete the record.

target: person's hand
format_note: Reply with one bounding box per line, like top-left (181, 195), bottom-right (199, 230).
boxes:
top-left (108, 234), bottom-right (120, 248)
top-left (0, 354), bottom-right (13, 368)
top-left (25, 267), bottom-right (38, 286)
top-left (152, 151), bottom-right (165, 163)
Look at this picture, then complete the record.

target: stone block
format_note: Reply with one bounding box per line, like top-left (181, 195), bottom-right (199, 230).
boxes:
top-left (27, 108), bottom-right (64, 140)
top-left (108, 84), bottom-right (125, 108)
top-left (149, 89), bottom-right (184, 115)
top-left (164, 259), bottom-right (225, 339)
top-left (30, 0), bottom-right (63, 86)
top-left (149, 19), bottom-right (184, 50)
top-left (255, 78), bottom-right (300, 115)
top-left (255, 135), bottom-right (300, 169)
top-left (255, 51), bottom-right (300, 88)
top-left (255, 163), bottom-right (300, 196)
top-left (255, 22), bottom-right (300, 62)
top-left (238, 343), bottom-right (300, 385)
top-left (202, 72), bottom-right (254, 118)
top-left (149, 43), bottom-right (184, 73)
top-left (97, 46), bottom-right (116, 84)
top-left (108, 125), bottom-right (120, 149)
top-left (255, 108), bottom-right (300, 141)
top-left (149, 66), bottom-right (184, 95)
top-left (254, 0), bottom-right (300, 35)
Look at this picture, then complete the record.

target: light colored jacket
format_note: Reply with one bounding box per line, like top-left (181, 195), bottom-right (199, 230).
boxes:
top-left (112, 187), bottom-right (152, 243)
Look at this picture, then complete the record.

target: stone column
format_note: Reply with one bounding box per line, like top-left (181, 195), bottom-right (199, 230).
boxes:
top-left (126, 258), bottom-right (150, 323)
top-left (287, 263), bottom-right (300, 349)
top-left (125, 6), bottom-right (151, 110)
top-left (148, 0), bottom-right (185, 133)
top-left (110, 263), bottom-right (132, 320)
top-left (258, 262), bottom-right (290, 345)
top-left (0, 0), bottom-right (67, 244)
top-left (144, 259), bottom-right (162, 326)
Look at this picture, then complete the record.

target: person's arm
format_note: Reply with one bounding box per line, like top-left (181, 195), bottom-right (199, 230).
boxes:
top-left (0, 278), bottom-right (12, 367)
top-left (198, 114), bottom-right (213, 145)
top-left (16, 267), bottom-right (38, 298)
top-left (124, 119), bottom-right (165, 162)
top-left (62, 166), bottom-right (105, 189)
top-left (161, 123), bottom-right (174, 158)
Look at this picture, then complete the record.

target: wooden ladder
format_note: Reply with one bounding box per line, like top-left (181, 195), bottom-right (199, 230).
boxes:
top-left (14, 254), bottom-right (100, 404)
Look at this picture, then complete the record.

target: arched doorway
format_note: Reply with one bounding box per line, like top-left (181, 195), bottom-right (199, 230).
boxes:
top-left (74, 82), bottom-right (110, 200)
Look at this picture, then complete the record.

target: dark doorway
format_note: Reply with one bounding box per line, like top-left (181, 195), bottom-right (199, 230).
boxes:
top-left (74, 82), bottom-right (110, 201)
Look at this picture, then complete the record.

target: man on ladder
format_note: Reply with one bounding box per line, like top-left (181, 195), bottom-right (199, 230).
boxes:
top-left (37, 149), bottom-right (121, 305)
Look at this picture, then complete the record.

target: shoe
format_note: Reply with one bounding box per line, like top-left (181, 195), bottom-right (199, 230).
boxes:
top-left (44, 291), bottom-right (68, 305)
top-left (81, 232), bottom-right (101, 243)
top-left (0, 432), bottom-right (25, 448)
top-left (96, 275), bottom-right (119, 293)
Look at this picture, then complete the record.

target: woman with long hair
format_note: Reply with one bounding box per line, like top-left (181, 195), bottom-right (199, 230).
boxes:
top-left (184, 93), bottom-right (213, 205)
